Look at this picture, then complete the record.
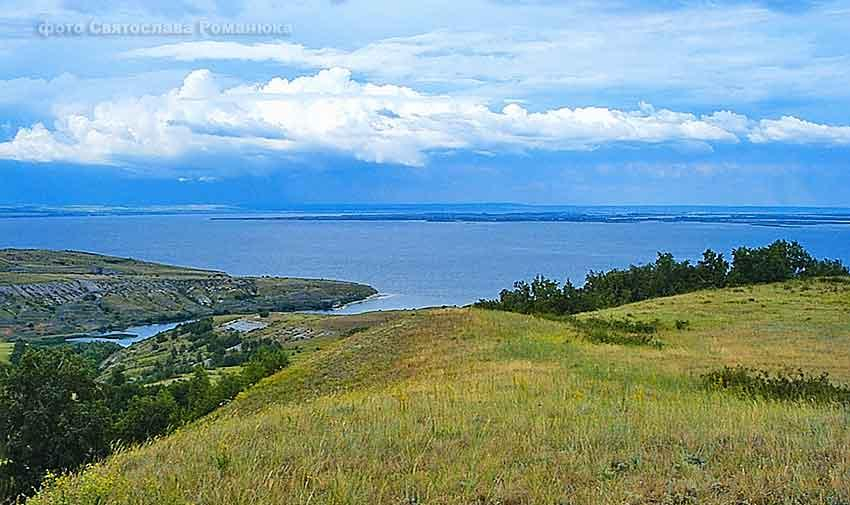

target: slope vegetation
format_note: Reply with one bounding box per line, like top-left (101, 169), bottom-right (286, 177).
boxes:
top-left (31, 278), bottom-right (850, 504)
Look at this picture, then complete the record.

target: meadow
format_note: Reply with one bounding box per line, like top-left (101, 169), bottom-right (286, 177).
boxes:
top-left (30, 278), bottom-right (850, 504)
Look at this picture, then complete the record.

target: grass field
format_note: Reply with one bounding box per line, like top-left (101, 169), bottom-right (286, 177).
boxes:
top-left (0, 341), bottom-right (11, 364)
top-left (30, 278), bottom-right (850, 505)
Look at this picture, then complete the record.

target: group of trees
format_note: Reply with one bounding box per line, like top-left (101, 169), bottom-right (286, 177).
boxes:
top-left (477, 240), bottom-right (848, 316)
top-left (0, 342), bottom-right (290, 501)
top-left (141, 318), bottom-right (280, 383)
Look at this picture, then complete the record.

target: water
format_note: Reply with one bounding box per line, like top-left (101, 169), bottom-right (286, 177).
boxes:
top-left (1, 212), bottom-right (849, 314)
top-left (66, 320), bottom-right (192, 347)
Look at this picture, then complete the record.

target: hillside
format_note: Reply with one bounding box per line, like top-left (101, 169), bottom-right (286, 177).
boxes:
top-left (99, 311), bottom-right (403, 384)
top-left (0, 250), bottom-right (376, 339)
top-left (31, 278), bottom-right (850, 504)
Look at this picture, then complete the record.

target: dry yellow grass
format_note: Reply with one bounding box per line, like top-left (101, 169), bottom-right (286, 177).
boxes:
top-left (30, 279), bottom-right (850, 505)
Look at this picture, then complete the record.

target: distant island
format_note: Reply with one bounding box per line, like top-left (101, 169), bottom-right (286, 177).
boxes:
top-left (4, 204), bottom-right (850, 228)
top-left (0, 249), bottom-right (376, 340)
top-left (211, 208), bottom-right (850, 227)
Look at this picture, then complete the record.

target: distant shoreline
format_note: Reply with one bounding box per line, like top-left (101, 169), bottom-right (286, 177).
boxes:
top-left (311, 292), bottom-right (394, 313)
top-left (209, 211), bottom-right (850, 228)
top-left (3, 204), bottom-right (850, 223)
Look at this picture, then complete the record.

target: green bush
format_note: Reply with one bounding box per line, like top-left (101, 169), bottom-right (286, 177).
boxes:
top-left (703, 366), bottom-right (850, 405)
top-left (570, 317), bottom-right (660, 347)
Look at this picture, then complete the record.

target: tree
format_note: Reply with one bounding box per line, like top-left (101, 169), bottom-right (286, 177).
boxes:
top-left (696, 249), bottom-right (729, 289)
top-left (729, 240), bottom-right (813, 284)
top-left (8, 341), bottom-right (26, 366)
top-left (476, 241), bottom-right (846, 317)
top-left (0, 348), bottom-right (110, 499)
top-left (242, 347), bottom-right (290, 385)
top-left (114, 390), bottom-right (179, 444)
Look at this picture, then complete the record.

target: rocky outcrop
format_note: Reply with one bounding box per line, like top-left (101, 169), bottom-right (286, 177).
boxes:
top-left (0, 250), bottom-right (376, 339)
top-left (0, 277), bottom-right (258, 307)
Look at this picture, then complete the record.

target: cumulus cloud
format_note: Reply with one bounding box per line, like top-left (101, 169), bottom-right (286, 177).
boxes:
top-left (749, 116), bottom-right (850, 145)
top-left (0, 68), bottom-right (847, 170)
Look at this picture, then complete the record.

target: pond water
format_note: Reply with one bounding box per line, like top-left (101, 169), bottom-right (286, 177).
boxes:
top-left (66, 320), bottom-right (193, 347)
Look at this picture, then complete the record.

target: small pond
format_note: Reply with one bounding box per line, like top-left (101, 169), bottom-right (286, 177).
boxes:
top-left (66, 320), bottom-right (193, 347)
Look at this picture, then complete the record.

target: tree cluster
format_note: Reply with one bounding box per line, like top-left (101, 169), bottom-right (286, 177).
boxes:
top-left (0, 343), bottom-right (289, 501)
top-left (476, 240), bottom-right (848, 316)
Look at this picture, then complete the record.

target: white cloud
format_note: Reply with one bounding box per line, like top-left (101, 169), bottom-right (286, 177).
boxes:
top-left (0, 123), bottom-right (99, 163)
top-left (0, 68), bottom-right (847, 170)
top-left (749, 116), bottom-right (850, 145)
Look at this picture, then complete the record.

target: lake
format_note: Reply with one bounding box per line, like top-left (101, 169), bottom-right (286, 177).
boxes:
top-left (66, 320), bottom-right (193, 347)
top-left (1, 211), bottom-right (849, 313)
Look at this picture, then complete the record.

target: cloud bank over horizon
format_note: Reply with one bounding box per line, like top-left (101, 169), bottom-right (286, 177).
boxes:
top-left (1, 67), bottom-right (848, 173)
top-left (1, 0), bottom-right (850, 204)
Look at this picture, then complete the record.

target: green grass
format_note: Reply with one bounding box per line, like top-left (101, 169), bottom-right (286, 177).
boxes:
top-left (0, 341), bottom-right (12, 364)
top-left (29, 279), bottom-right (850, 505)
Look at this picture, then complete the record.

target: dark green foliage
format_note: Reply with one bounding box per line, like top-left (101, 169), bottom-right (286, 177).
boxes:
top-left (113, 390), bottom-right (180, 444)
top-left (7, 340), bottom-right (119, 372)
top-left (728, 240), bottom-right (849, 285)
top-left (0, 348), bottom-right (111, 499)
top-left (241, 346), bottom-right (290, 385)
top-left (168, 367), bottom-right (220, 419)
top-left (8, 341), bottom-right (26, 366)
top-left (138, 322), bottom-right (292, 383)
top-left (64, 341), bottom-right (122, 369)
top-left (177, 318), bottom-right (214, 337)
top-left (570, 317), bottom-right (660, 347)
top-left (206, 332), bottom-right (241, 355)
top-left (703, 366), bottom-right (850, 405)
top-left (476, 250), bottom-right (728, 316)
top-left (476, 241), bottom-right (847, 320)
top-left (0, 339), bottom-right (292, 502)
top-left (695, 249), bottom-right (729, 289)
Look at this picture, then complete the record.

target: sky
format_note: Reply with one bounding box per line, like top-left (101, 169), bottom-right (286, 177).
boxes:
top-left (1, 0), bottom-right (850, 207)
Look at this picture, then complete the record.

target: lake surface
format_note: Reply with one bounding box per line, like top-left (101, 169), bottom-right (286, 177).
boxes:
top-left (1, 211), bottom-right (849, 313)
top-left (66, 320), bottom-right (192, 347)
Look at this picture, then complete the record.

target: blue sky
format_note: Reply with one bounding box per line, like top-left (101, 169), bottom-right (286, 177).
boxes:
top-left (1, 0), bottom-right (850, 206)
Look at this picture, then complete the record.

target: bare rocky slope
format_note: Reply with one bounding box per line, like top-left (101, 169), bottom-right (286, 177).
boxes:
top-left (0, 249), bottom-right (376, 340)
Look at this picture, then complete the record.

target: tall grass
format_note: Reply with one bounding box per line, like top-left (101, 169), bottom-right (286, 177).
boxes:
top-left (29, 280), bottom-right (850, 505)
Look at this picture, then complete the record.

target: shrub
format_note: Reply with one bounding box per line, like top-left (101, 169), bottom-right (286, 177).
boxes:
top-left (703, 366), bottom-right (850, 405)
top-left (570, 317), bottom-right (661, 347)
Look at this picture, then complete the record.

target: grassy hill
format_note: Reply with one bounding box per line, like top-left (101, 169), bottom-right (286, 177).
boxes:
top-left (0, 249), bottom-right (376, 340)
top-left (30, 278), bottom-right (850, 505)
